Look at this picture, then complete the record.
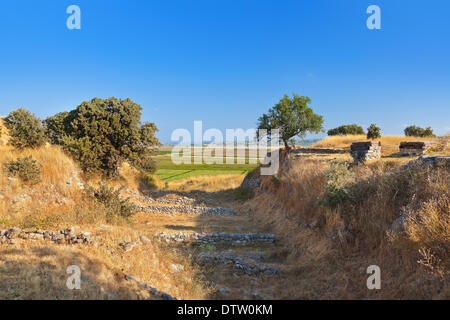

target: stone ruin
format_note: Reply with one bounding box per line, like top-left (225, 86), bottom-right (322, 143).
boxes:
top-left (404, 156), bottom-right (450, 169)
top-left (399, 141), bottom-right (432, 156)
top-left (350, 141), bottom-right (381, 163)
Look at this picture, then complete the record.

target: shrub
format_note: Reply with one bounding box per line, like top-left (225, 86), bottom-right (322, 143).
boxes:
top-left (43, 111), bottom-right (70, 145)
top-left (44, 97), bottom-right (160, 177)
top-left (318, 161), bottom-right (356, 207)
top-left (138, 171), bottom-right (159, 192)
top-left (404, 125), bottom-right (435, 137)
top-left (85, 181), bottom-right (137, 220)
top-left (327, 124), bottom-right (365, 136)
top-left (234, 186), bottom-right (255, 201)
top-left (3, 156), bottom-right (42, 185)
top-left (367, 123), bottom-right (381, 140)
top-left (132, 154), bottom-right (157, 174)
top-left (4, 108), bottom-right (46, 149)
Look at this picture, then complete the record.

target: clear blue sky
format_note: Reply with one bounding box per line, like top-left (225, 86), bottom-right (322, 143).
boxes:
top-left (0, 0), bottom-right (449, 143)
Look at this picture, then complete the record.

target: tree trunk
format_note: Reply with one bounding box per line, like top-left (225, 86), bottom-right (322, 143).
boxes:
top-left (283, 139), bottom-right (291, 151)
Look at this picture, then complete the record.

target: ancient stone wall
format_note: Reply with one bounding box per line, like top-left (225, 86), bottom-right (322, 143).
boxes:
top-left (350, 141), bottom-right (381, 162)
top-left (399, 141), bottom-right (432, 156)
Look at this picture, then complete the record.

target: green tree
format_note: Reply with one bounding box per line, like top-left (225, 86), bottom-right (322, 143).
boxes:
top-left (44, 97), bottom-right (160, 177)
top-left (327, 124), bottom-right (365, 136)
top-left (367, 123), bottom-right (381, 140)
top-left (4, 108), bottom-right (46, 149)
top-left (257, 94), bottom-right (324, 150)
top-left (404, 125), bottom-right (435, 137)
top-left (3, 156), bottom-right (42, 185)
top-left (43, 111), bottom-right (70, 145)
top-left (132, 121), bottom-right (160, 173)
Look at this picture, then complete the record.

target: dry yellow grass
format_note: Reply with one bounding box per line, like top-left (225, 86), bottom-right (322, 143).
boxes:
top-left (312, 134), bottom-right (438, 156)
top-left (1, 115), bottom-right (449, 300)
top-left (0, 226), bottom-right (207, 299)
top-left (0, 143), bottom-right (87, 226)
top-left (243, 147), bottom-right (449, 299)
top-left (165, 174), bottom-right (245, 192)
top-left (0, 120), bottom-right (211, 299)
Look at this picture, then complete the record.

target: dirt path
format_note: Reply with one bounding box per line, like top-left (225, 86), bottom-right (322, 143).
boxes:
top-left (130, 190), bottom-right (290, 300)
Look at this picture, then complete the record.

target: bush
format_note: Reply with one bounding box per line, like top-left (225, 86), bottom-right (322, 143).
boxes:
top-left (138, 171), bottom-right (159, 192)
top-left (132, 154), bottom-right (157, 174)
top-left (4, 108), bottom-right (46, 149)
top-left (404, 125), bottom-right (435, 137)
top-left (367, 123), bottom-right (381, 140)
top-left (318, 161), bottom-right (356, 207)
top-left (327, 124), bottom-right (365, 136)
top-left (43, 97), bottom-right (160, 177)
top-left (43, 111), bottom-right (70, 145)
top-left (234, 186), bottom-right (255, 201)
top-left (3, 156), bottom-right (42, 185)
top-left (85, 181), bottom-right (137, 220)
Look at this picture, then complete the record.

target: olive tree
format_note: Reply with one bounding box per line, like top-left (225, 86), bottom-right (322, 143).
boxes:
top-left (44, 97), bottom-right (160, 177)
top-left (257, 94), bottom-right (324, 150)
top-left (5, 108), bottom-right (46, 149)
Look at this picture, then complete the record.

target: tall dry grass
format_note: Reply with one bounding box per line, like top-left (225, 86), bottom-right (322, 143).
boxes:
top-left (0, 118), bottom-right (209, 299)
top-left (246, 149), bottom-right (449, 299)
top-left (0, 141), bottom-right (88, 226)
top-left (166, 174), bottom-right (245, 193)
top-left (0, 223), bottom-right (208, 299)
top-left (312, 134), bottom-right (437, 156)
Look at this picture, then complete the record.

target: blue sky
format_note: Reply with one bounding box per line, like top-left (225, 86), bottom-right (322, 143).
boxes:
top-left (0, 0), bottom-right (449, 143)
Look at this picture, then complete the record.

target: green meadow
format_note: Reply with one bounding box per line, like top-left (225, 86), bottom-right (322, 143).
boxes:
top-left (153, 142), bottom-right (319, 181)
top-left (154, 147), bottom-right (258, 181)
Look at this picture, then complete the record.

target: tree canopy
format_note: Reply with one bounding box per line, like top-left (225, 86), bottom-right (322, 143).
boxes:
top-left (404, 125), bottom-right (435, 137)
top-left (327, 124), bottom-right (364, 136)
top-left (44, 97), bottom-right (160, 177)
top-left (367, 123), bottom-right (381, 140)
top-left (5, 108), bottom-right (46, 149)
top-left (257, 94), bottom-right (324, 149)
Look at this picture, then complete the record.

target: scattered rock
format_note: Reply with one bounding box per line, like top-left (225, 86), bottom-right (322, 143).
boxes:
top-left (137, 205), bottom-right (238, 216)
top-left (170, 263), bottom-right (184, 272)
top-left (404, 156), bottom-right (450, 169)
top-left (198, 252), bottom-right (279, 275)
top-left (240, 171), bottom-right (261, 189)
top-left (119, 241), bottom-right (138, 252)
top-left (252, 292), bottom-right (261, 300)
top-left (155, 232), bottom-right (275, 245)
top-left (0, 227), bottom-right (94, 245)
top-left (124, 273), bottom-right (177, 300)
top-left (139, 235), bottom-right (151, 245)
top-left (218, 288), bottom-right (230, 295)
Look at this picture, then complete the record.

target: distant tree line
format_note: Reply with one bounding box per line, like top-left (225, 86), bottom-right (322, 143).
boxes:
top-left (327, 124), bottom-right (365, 136)
top-left (327, 123), bottom-right (382, 140)
top-left (3, 97), bottom-right (160, 177)
top-left (404, 125), bottom-right (435, 137)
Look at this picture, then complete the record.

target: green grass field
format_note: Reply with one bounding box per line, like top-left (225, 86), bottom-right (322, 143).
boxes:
top-left (154, 147), bottom-right (258, 181)
top-left (154, 142), bottom-right (319, 181)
